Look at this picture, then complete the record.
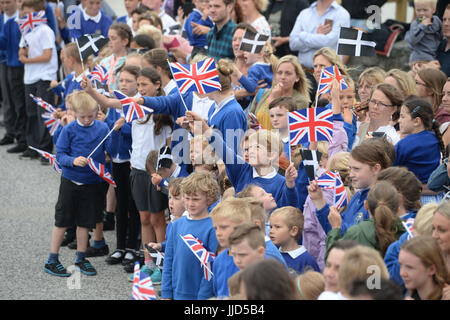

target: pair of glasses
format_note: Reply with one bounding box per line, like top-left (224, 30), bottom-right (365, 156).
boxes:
top-left (130, 48), bottom-right (150, 55)
top-left (368, 99), bottom-right (394, 108)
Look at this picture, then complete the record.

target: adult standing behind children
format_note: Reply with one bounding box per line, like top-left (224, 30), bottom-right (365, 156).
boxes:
top-left (142, 0), bottom-right (180, 35)
top-left (19, 0), bottom-right (58, 161)
top-left (206, 0), bottom-right (236, 61)
top-left (289, 0), bottom-right (350, 70)
top-left (237, 0), bottom-right (270, 36)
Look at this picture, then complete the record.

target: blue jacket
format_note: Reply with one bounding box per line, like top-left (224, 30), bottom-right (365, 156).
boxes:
top-left (0, 16), bottom-right (23, 67)
top-left (105, 109), bottom-right (132, 162)
top-left (384, 231), bottom-right (410, 288)
top-left (238, 63), bottom-right (273, 94)
top-left (161, 215), bottom-right (218, 300)
top-left (184, 9), bottom-right (214, 48)
top-left (316, 188), bottom-right (370, 234)
top-left (393, 130), bottom-right (441, 184)
top-left (56, 120), bottom-right (118, 184)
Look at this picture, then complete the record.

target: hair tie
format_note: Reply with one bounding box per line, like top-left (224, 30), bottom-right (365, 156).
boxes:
top-left (297, 277), bottom-right (306, 299)
top-left (412, 106), bottom-right (421, 114)
top-left (432, 119), bottom-right (436, 124)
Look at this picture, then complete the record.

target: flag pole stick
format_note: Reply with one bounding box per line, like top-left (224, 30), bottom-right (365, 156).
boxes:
top-left (333, 170), bottom-right (337, 207)
top-left (288, 111), bottom-right (292, 164)
top-left (87, 125), bottom-right (117, 159)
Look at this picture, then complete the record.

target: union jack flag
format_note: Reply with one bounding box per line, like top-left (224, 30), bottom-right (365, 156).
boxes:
top-left (131, 262), bottom-right (157, 300)
top-left (180, 234), bottom-right (216, 281)
top-left (169, 57), bottom-right (222, 94)
top-left (113, 90), bottom-right (153, 123)
top-left (248, 112), bottom-right (263, 130)
top-left (289, 107), bottom-right (334, 144)
top-left (87, 158), bottom-right (117, 187)
top-left (91, 64), bottom-right (109, 83)
top-left (317, 171), bottom-right (348, 209)
top-left (41, 112), bottom-right (61, 136)
top-left (30, 94), bottom-right (56, 113)
top-left (317, 65), bottom-right (348, 96)
top-left (17, 11), bottom-right (47, 36)
top-left (28, 146), bottom-right (62, 174)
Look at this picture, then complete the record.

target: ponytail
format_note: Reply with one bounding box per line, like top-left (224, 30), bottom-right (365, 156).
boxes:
top-left (367, 181), bottom-right (400, 256)
top-left (263, 43), bottom-right (278, 74)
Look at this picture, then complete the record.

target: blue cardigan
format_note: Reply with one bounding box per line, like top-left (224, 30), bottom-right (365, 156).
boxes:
top-left (238, 62), bottom-right (273, 94)
top-left (393, 130), bottom-right (441, 184)
top-left (105, 109), bottom-right (132, 162)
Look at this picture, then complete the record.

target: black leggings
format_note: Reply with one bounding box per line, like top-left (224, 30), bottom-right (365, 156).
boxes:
top-left (113, 162), bottom-right (141, 250)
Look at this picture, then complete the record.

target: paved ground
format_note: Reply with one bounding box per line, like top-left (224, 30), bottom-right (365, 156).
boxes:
top-left (0, 120), bottom-right (135, 300)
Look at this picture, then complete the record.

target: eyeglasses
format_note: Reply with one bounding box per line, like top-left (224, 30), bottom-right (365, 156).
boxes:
top-left (368, 99), bottom-right (394, 108)
top-left (357, 85), bottom-right (373, 91)
top-left (130, 48), bottom-right (150, 55)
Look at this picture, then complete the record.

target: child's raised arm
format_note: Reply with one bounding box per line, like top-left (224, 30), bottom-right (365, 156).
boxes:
top-left (80, 75), bottom-right (122, 109)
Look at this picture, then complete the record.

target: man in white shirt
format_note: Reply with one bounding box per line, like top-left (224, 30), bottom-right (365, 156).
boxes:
top-left (289, 0), bottom-right (350, 70)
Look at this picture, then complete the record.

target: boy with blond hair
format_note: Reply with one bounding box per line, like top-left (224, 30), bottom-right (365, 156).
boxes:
top-left (43, 91), bottom-right (121, 277)
top-left (405, 0), bottom-right (442, 63)
top-left (161, 171), bottom-right (220, 300)
top-left (228, 223), bottom-right (266, 270)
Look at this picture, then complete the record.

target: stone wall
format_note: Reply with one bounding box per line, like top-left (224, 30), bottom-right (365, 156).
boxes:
top-left (346, 40), bottom-right (412, 81)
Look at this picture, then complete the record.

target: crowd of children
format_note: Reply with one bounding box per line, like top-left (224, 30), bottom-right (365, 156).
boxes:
top-left (1, 0), bottom-right (450, 301)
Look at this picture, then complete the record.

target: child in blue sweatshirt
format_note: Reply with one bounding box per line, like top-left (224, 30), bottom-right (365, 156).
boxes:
top-left (269, 206), bottom-right (320, 274)
top-left (161, 172), bottom-right (220, 300)
top-left (232, 41), bottom-right (275, 95)
top-left (394, 96), bottom-right (444, 204)
top-left (184, 0), bottom-right (214, 58)
top-left (307, 137), bottom-right (392, 235)
top-left (43, 91), bottom-right (121, 277)
top-left (67, 0), bottom-right (112, 40)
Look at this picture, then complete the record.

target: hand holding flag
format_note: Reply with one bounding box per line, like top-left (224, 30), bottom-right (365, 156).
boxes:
top-left (41, 112), bottom-right (61, 136)
top-left (180, 234), bottom-right (215, 281)
top-left (317, 171), bottom-right (348, 209)
top-left (113, 90), bottom-right (153, 122)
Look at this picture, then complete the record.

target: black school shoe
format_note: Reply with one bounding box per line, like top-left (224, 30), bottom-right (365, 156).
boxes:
top-left (20, 148), bottom-right (39, 159)
top-left (0, 135), bottom-right (14, 146)
top-left (7, 143), bottom-right (27, 153)
top-left (44, 260), bottom-right (71, 277)
top-left (105, 249), bottom-right (125, 265)
top-left (85, 244), bottom-right (109, 257)
top-left (75, 259), bottom-right (97, 276)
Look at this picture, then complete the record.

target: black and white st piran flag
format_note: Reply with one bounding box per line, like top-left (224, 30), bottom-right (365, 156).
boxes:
top-left (337, 27), bottom-right (376, 57)
top-left (77, 34), bottom-right (109, 61)
top-left (301, 149), bottom-right (322, 180)
top-left (239, 29), bottom-right (269, 54)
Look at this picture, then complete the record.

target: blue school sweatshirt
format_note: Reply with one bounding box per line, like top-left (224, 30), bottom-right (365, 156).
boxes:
top-left (0, 17), bottom-right (23, 67)
top-left (384, 231), bottom-right (410, 287)
top-left (105, 109), bottom-right (132, 161)
top-left (393, 130), bottom-right (441, 184)
top-left (295, 161), bottom-right (310, 211)
top-left (280, 246), bottom-right (320, 274)
top-left (184, 9), bottom-right (214, 48)
top-left (56, 120), bottom-right (118, 184)
top-left (211, 130), bottom-right (299, 208)
top-left (316, 188), bottom-right (370, 235)
top-left (343, 114), bottom-right (357, 151)
top-left (238, 62), bottom-right (273, 94)
top-left (161, 215), bottom-right (218, 300)
top-left (212, 240), bottom-right (289, 298)
top-left (56, 73), bottom-right (87, 110)
top-left (68, 9), bottom-right (112, 40)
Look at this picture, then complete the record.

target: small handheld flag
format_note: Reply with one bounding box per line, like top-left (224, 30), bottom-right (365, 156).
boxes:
top-left (91, 64), bottom-right (109, 83)
top-left (28, 146), bottom-right (62, 174)
top-left (169, 57), bottom-right (221, 95)
top-left (180, 234), bottom-right (215, 281)
top-left (248, 112), bottom-right (263, 130)
top-left (30, 94), bottom-right (56, 113)
top-left (300, 149), bottom-right (322, 180)
top-left (317, 171), bottom-right (348, 209)
top-left (289, 108), bottom-right (334, 145)
top-left (238, 29), bottom-right (270, 54)
top-left (131, 262), bottom-right (157, 300)
top-left (337, 27), bottom-right (376, 57)
top-left (87, 158), bottom-right (117, 187)
top-left (41, 112), bottom-right (61, 136)
top-left (76, 34), bottom-right (109, 62)
top-left (144, 244), bottom-right (164, 268)
top-left (402, 219), bottom-right (415, 239)
top-left (17, 11), bottom-right (47, 36)
top-left (113, 90), bottom-right (153, 122)
top-left (317, 65), bottom-right (348, 96)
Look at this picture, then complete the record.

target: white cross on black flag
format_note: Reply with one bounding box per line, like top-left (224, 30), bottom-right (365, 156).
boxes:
top-left (238, 29), bottom-right (269, 54)
top-left (300, 149), bottom-right (322, 180)
top-left (337, 27), bottom-right (376, 57)
top-left (76, 34), bottom-right (109, 61)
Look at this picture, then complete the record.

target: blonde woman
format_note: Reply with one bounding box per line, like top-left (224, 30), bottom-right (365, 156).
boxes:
top-left (248, 55), bottom-right (311, 130)
top-left (385, 69), bottom-right (417, 98)
top-left (237, 0), bottom-right (271, 36)
top-left (415, 68), bottom-right (447, 114)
